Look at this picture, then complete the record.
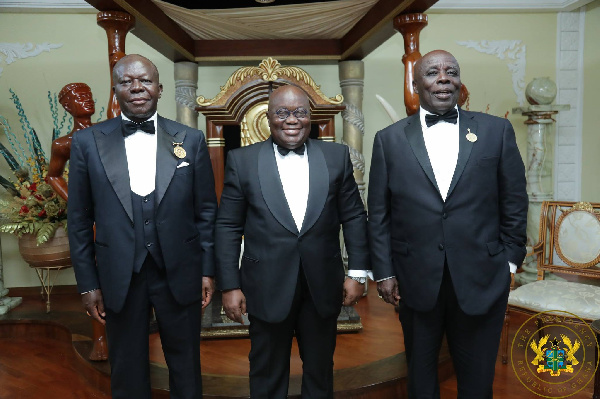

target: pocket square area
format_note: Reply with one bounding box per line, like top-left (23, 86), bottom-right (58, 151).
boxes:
top-left (177, 161), bottom-right (190, 168)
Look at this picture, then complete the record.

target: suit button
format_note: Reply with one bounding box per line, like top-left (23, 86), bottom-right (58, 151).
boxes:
top-left (144, 197), bottom-right (149, 203)
top-left (438, 244), bottom-right (444, 250)
top-left (131, 222), bottom-right (134, 228)
top-left (146, 242), bottom-right (152, 248)
top-left (145, 219), bottom-right (150, 225)
top-left (442, 213), bottom-right (447, 219)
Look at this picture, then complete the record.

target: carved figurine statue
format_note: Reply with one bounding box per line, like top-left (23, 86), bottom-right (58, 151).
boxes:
top-left (47, 82), bottom-right (108, 362)
top-left (47, 83), bottom-right (95, 200)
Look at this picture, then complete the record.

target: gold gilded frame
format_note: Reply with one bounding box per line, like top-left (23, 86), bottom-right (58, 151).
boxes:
top-left (553, 202), bottom-right (600, 269)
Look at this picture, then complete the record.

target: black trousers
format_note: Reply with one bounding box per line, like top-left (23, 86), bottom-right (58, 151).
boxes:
top-left (248, 267), bottom-right (339, 399)
top-left (104, 255), bottom-right (203, 399)
top-left (398, 262), bottom-right (509, 399)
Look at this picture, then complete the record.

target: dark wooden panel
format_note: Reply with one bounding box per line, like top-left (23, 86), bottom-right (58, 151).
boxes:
top-left (194, 40), bottom-right (341, 61)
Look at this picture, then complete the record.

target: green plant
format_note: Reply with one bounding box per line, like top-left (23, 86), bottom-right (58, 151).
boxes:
top-left (0, 90), bottom-right (70, 245)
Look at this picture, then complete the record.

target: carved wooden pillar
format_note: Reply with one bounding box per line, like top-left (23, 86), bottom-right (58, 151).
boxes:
top-left (96, 11), bottom-right (135, 119)
top-left (393, 13), bottom-right (428, 117)
top-left (206, 121), bottom-right (225, 203)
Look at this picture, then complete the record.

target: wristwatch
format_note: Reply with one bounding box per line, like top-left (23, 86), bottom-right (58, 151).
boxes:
top-left (348, 276), bottom-right (367, 284)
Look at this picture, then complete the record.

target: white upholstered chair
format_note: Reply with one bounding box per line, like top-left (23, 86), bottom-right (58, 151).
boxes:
top-left (502, 201), bottom-right (600, 366)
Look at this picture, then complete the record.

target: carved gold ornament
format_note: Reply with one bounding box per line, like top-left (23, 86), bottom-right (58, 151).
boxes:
top-left (241, 102), bottom-right (271, 147)
top-left (196, 57), bottom-right (343, 106)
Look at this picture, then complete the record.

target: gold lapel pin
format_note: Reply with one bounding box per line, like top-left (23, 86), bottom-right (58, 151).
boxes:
top-left (172, 141), bottom-right (186, 159)
top-left (466, 128), bottom-right (477, 143)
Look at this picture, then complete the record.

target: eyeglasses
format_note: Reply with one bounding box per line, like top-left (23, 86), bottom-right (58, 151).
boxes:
top-left (273, 107), bottom-right (309, 120)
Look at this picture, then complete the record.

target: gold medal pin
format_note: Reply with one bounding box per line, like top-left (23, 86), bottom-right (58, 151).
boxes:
top-left (466, 128), bottom-right (477, 143)
top-left (173, 142), bottom-right (186, 159)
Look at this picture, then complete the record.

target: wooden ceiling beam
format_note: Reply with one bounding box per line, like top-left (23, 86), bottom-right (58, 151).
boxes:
top-left (194, 40), bottom-right (341, 63)
top-left (85, 0), bottom-right (195, 61)
top-left (340, 0), bottom-right (438, 60)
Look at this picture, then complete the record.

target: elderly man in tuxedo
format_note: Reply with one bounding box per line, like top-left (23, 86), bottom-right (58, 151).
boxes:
top-left (215, 85), bottom-right (370, 399)
top-left (68, 54), bottom-right (217, 399)
top-left (368, 50), bottom-right (528, 398)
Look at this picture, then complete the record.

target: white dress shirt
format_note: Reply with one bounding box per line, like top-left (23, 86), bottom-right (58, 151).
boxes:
top-left (273, 143), bottom-right (309, 231)
top-left (273, 143), bottom-right (369, 280)
top-left (122, 113), bottom-right (158, 197)
top-left (420, 106), bottom-right (460, 202)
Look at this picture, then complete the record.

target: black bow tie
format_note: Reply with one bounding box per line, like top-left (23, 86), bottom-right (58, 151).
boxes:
top-left (277, 144), bottom-right (305, 156)
top-left (122, 120), bottom-right (155, 137)
top-left (424, 109), bottom-right (458, 128)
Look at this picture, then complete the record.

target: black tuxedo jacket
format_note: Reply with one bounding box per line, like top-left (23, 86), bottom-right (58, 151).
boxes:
top-left (67, 115), bottom-right (217, 313)
top-left (215, 138), bottom-right (369, 324)
top-left (368, 109), bottom-right (528, 316)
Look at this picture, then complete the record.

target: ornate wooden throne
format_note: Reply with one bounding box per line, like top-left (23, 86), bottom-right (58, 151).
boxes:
top-left (195, 57), bottom-right (345, 202)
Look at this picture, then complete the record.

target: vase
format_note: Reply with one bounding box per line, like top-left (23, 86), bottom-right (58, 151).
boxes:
top-left (18, 226), bottom-right (71, 268)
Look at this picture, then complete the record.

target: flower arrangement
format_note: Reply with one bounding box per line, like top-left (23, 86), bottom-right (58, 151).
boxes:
top-left (0, 90), bottom-right (74, 245)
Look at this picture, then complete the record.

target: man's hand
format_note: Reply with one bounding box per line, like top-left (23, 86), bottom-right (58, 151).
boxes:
top-left (377, 278), bottom-right (400, 306)
top-left (342, 278), bottom-right (365, 306)
top-left (202, 276), bottom-right (215, 309)
top-left (82, 289), bottom-right (106, 325)
top-left (222, 289), bottom-right (247, 324)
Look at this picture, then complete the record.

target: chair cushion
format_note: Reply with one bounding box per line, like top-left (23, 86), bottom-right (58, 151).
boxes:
top-left (508, 280), bottom-right (600, 320)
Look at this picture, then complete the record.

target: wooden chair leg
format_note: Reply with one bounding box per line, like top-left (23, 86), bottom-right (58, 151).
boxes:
top-left (501, 306), bottom-right (510, 364)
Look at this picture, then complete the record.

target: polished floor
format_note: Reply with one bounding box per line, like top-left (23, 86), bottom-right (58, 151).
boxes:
top-left (0, 285), bottom-right (596, 398)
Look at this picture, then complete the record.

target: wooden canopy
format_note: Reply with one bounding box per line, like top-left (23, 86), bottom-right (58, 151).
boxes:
top-left (84, 0), bottom-right (438, 63)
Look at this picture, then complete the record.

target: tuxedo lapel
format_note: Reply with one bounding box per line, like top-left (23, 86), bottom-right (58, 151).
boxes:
top-left (258, 138), bottom-right (299, 235)
top-left (404, 114), bottom-right (441, 198)
top-left (446, 109), bottom-right (476, 200)
top-left (94, 116), bottom-right (133, 222)
top-left (300, 139), bottom-right (328, 236)
top-left (155, 116), bottom-right (186, 207)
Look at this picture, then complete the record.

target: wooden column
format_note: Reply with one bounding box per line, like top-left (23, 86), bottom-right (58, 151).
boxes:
top-left (393, 13), bottom-right (428, 117)
top-left (206, 121), bottom-right (225, 203)
top-left (96, 11), bottom-right (135, 119)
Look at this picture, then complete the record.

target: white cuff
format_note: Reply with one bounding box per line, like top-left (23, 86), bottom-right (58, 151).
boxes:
top-left (376, 276), bottom-right (395, 283)
top-left (348, 269), bottom-right (374, 281)
top-left (509, 261), bottom-right (517, 274)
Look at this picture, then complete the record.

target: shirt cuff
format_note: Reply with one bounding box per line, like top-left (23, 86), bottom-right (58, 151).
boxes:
top-left (509, 261), bottom-right (517, 274)
top-left (376, 276), bottom-right (395, 283)
top-left (81, 288), bottom-right (99, 295)
top-left (348, 269), bottom-right (374, 281)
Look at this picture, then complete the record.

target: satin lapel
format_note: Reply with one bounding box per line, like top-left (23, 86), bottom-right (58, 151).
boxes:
top-left (94, 117), bottom-right (133, 222)
top-left (258, 138), bottom-right (299, 235)
top-left (404, 114), bottom-right (441, 198)
top-left (156, 117), bottom-right (186, 207)
top-left (446, 110), bottom-right (476, 200)
top-left (300, 139), bottom-right (328, 236)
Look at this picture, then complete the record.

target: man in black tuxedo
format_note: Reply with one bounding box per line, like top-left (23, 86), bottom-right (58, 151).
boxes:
top-left (368, 50), bottom-right (527, 398)
top-left (215, 85), bottom-right (370, 398)
top-left (68, 54), bottom-right (217, 399)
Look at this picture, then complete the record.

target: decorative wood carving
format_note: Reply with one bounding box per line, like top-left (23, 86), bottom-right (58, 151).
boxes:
top-left (393, 13), bottom-right (428, 117)
top-left (96, 11), bottom-right (135, 119)
top-left (196, 57), bottom-right (345, 202)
